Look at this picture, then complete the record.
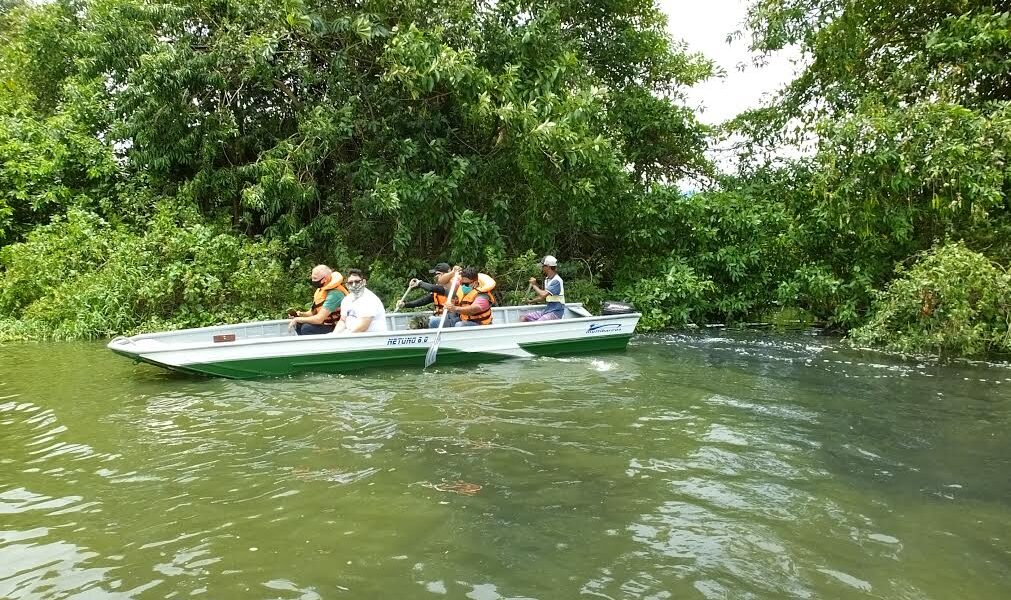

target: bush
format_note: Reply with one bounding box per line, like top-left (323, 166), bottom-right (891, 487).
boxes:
top-left (849, 242), bottom-right (1011, 357)
top-left (619, 257), bottom-right (715, 330)
top-left (0, 205), bottom-right (301, 340)
top-left (620, 187), bottom-right (795, 326)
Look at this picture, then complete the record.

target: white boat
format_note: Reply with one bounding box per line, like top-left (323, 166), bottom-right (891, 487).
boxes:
top-left (107, 303), bottom-right (641, 379)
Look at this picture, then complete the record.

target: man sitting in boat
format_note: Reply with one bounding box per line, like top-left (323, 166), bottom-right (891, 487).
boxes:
top-left (288, 265), bottom-right (347, 335)
top-left (522, 255), bottom-right (565, 322)
top-left (332, 268), bottom-right (388, 333)
top-left (444, 267), bottom-right (494, 327)
top-left (398, 262), bottom-right (458, 329)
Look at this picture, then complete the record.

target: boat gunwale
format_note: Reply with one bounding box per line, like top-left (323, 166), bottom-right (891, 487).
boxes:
top-left (108, 305), bottom-right (641, 356)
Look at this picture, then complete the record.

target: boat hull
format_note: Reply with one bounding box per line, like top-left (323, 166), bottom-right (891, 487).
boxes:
top-left (108, 305), bottom-right (639, 379)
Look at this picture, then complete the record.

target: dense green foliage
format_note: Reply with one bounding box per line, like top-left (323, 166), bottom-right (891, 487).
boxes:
top-left (850, 243), bottom-right (1011, 357)
top-left (0, 0), bottom-right (719, 340)
top-left (723, 0), bottom-right (1011, 351)
top-left (0, 0), bottom-right (1009, 358)
top-left (0, 206), bottom-right (297, 340)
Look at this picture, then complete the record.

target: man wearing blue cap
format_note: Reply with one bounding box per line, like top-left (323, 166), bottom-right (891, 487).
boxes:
top-left (522, 255), bottom-right (565, 322)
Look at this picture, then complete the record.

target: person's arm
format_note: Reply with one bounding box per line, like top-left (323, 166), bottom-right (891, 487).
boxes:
top-left (403, 293), bottom-right (435, 309)
top-left (449, 295), bottom-right (490, 316)
top-left (347, 316), bottom-right (373, 333)
top-left (417, 280), bottom-right (447, 294)
top-left (289, 303), bottom-right (331, 329)
top-left (296, 291), bottom-right (341, 324)
top-left (331, 298), bottom-right (351, 333)
top-left (345, 296), bottom-right (381, 333)
top-left (296, 307), bottom-right (332, 325)
top-left (288, 303), bottom-right (311, 317)
top-left (436, 266), bottom-right (461, 286)
top-left (528, 278), bottom-right (548, 302)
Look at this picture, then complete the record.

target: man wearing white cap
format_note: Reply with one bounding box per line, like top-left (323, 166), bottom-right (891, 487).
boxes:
top-left (522, 255), bottom-right (565, 322)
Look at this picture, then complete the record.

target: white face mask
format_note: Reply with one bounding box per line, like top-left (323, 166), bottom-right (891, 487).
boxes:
top-left (347, 280), bottom-right (366, 298)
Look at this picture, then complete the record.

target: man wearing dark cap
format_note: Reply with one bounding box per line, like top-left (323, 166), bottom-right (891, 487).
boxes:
top-left (399, 261), bottom-right (459, 329)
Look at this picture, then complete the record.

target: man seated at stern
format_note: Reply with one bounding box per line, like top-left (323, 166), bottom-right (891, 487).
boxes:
top-left (523, 255), bottom-right (565, 322)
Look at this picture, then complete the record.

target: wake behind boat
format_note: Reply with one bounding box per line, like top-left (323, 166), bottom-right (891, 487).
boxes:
top-left (107, 303), bottom-right (640, 379)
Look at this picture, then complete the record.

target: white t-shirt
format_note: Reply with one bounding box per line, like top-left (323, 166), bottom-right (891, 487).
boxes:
top-left (339, 288), bottom-right (388, 332)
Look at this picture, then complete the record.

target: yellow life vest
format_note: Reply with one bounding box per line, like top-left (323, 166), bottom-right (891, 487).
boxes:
top-left (544, 274), bottom-right (565, 303)
top-left (311, 272), bottom-right (348, 326)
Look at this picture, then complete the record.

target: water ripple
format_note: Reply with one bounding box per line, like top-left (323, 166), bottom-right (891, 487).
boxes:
top-left (0, 336), bottom-right (1009, 599)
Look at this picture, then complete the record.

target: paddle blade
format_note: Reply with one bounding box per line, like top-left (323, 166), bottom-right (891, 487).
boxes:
top-left (424, 341), bottom-right (440, 368)
top-left (423, 274), bottom-right (460, 369)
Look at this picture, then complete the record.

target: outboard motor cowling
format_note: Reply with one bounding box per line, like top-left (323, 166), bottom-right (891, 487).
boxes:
top-left (601, 301), bottom-right (636, 315)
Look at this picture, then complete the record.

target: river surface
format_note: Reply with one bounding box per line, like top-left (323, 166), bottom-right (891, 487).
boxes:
top-left (1, 332), bottom-right (1009, 599)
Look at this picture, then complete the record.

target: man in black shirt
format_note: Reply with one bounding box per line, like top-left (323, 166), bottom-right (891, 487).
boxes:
top-left (398, 262), bottom-right (459, 329)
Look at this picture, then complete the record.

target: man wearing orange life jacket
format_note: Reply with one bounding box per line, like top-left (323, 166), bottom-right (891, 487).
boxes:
top-left (287, 265), bottom-right (348, 335)
top-left (434, 265), bottom-right (498, 306)
top-left (400, 262), bottom-right (457, 329)
top-left (399, 262), bottom-right (499, 329)
top-left (444, 267), bottom-right (494, 327)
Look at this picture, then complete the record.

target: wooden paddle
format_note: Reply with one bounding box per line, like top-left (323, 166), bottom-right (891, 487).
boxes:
top-left (390, 281), bottom-right (417, 312)
top-left (424, 275), bottom-right (460, 368)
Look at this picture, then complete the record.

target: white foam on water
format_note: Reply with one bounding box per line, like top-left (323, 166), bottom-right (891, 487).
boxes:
top-left (816, 568), bottom-right (872, 592)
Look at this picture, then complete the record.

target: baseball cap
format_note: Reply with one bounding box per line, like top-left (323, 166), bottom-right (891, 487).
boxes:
top-left (538, 255), bottom-right (558, 267)
top-left (429, 262), bottom-right (451, 274)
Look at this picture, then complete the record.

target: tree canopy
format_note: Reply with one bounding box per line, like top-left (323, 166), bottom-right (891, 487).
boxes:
top-left (1, 0), bottom-right (714, 263)
top-left (2, 0), bottom-right (1010, 357)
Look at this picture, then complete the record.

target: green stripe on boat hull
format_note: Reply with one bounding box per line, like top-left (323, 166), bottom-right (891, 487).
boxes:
top-left (519, 333), bottom-right (633, 357)
top-left (134, 333), bottom-right (634, 379)
top-left (185, 347), bottom-right (510, 379)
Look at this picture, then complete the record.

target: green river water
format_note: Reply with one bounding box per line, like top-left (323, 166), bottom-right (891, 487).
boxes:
top-left (1, 332), bottom-right (1009, 599)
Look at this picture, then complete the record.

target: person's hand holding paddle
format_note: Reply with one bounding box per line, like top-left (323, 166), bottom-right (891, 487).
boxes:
top-left (425, 273), bottom-right (460, 368)
top-left (391, 280), bottom-right (418, 312)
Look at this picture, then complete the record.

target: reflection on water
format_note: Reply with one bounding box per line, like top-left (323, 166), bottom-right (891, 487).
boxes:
top-left (1, 333), bottom-right (1009, 599)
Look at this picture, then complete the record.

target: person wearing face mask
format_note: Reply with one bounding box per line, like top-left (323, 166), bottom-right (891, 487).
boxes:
top-left (288, 264), bottom-right (347, 335)
top-left (332, 268), bottom-right (388, 333)
top-left (445, 267), bottom-right (494, 327)
top-left (433, 265), bottom-right (499, 306)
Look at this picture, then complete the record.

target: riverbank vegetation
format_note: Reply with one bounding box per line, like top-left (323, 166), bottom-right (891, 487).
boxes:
top-left (1, 0), bottom-right (1009, 358)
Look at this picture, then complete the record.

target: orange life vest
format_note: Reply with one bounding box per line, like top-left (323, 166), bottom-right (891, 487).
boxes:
top-left (311, 273), bottom-right (348, 326)
top-left (432, 291), bottom-right (448, 315)
top-left (436, 273), bottom-right (495, 305)
top-left (431, 273), bottom-right (493, 312)
top-left (475, 273), bottom-right (498, 306)
top-left (455, 287), bottom-right (493, 325)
